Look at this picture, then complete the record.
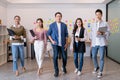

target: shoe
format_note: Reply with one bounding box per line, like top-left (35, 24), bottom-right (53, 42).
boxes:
top-left (22, 67), bottom-right (26, 72)
top-left (61, 67), bottom-right (67, 74)
top-left (63, 70), bottom-right (67, 74)
top-left (92, 67), bottom-right (99, 74)
top-left (37, 68), bottom-right (43, 75)
top-left (97, 72), bottom-right (102, 78)
top-left (63, 68), bottom-right (67, 74)
top-left (74, 68), bottom-right (78, 73)
top-left (61, 67), bottom-right (63, 71)
top-left (54, 73), bottom-right (59, 77)
top-left (37, 69), bottom-right (40, 75)
top-left (77, 71), bottom-right (81, 76)
top-left (40, 68), bottom-right (43, 72)
top-left (15, 70), bottom-right (19, 76)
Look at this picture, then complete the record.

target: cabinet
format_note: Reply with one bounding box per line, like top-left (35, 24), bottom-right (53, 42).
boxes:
top-left (7, 42), bottom-right (12, 62)
top-left (0, 25), bottom-right (7, 66)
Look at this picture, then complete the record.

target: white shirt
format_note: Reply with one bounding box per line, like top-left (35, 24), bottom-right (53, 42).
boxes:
top-left (90, 20), bottom-right (110, 47)
top-left (57, 22), bottom-right (62, 46)
top-left (75, 27), bottom-right (87, 42)
top-left (70, 27), bottom-right (87, 50)
top-left (75, 27), bottom-right (80, 43)
top-left (95, 22), bottom-right (101, 46)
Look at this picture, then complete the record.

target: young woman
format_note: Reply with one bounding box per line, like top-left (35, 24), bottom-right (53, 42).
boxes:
top-left (10, 15), bottom-right (26, 76)
top-left (31, 18), bottom-right (47, 75)
top-left (70, 18), bottom-right (87, 76)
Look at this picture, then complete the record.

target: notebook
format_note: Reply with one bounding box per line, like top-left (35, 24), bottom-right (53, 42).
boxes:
top-left (29, 29), bottom-right (35, 37)
top-left (98, 27), bottom-right (107, 33)
top-left (7, 28), bottom-right (16, 36)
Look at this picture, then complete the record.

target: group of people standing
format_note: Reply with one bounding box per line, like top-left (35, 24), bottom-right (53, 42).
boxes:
top-left (9, 9), bottom-right (110, 78)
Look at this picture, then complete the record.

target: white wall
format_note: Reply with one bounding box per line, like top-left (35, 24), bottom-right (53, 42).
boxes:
top-left (7, 4), bottom-right (106, 35)
top-left (0, 1), bottom-right (7, 25)
top-left (6, 0), bottom-right (105, 3)
top-left (6, 3), bottom-right (106, 57)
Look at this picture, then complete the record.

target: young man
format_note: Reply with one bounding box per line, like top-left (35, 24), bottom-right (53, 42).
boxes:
top-left (90, 9), bottom-right (110, 78)
top-left (47, 12), bottom-right (68, 77)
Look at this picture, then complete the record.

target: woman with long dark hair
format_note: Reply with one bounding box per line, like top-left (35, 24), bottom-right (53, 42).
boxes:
top-left (70, 18), bottom-right (87, 76)
top-left (31, 18), bottom-right (47, 75)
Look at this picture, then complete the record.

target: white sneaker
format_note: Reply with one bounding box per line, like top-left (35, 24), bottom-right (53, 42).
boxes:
top-left (92, 67), bottom-right (99, 74)
top-left (77, 71), bottom-right (81, 76)
top-left (74, 69), bottom-right (78, 73)
top-left (97, 72), bottom-right (102, 78)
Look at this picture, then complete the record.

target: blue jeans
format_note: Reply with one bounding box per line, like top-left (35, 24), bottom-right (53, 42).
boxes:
top-left (74, 52), bottom-right (84, 72)
top-left (52, 45), bottom-right (67, 73)
top-left (92, 46), bottom-right (105, 72)
top-left (74, 43), bottom-right (84, 71)
top-left (11, 45), bottom-right (24, 71)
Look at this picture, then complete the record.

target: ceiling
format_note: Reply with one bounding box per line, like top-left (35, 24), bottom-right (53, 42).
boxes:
top-left (0, 0), bottom-right (112, 4)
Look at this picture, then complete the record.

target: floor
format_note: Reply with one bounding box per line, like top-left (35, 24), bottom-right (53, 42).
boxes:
top-left (0, 57), bottom-right (120, 80)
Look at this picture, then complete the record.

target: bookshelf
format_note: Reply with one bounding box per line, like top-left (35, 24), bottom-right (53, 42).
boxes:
top-left (0, 25), bottom-right (7, 66)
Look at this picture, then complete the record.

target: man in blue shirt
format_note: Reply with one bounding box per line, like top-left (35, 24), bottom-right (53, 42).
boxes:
top-left (47, 12), bottom-right (68, 77)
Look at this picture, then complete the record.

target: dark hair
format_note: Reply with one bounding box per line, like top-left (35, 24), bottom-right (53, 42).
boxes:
top-left (14, 15), bottom-right (21, 20)
top-left (36, 18), bottom-right (43, 28)
top-left (55, 12), bottom-right (62, 17)
top-left (95, 9), bottom-right (103, 15)
top-left (73, 18), bottom-right (84, 34)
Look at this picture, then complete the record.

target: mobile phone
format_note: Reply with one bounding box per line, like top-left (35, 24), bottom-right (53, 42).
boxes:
top-left (75, 36), bottom-right (78, 38)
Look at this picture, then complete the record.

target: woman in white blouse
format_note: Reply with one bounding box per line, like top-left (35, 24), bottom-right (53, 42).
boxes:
top-left (70, 18), bottom-right (87, 76)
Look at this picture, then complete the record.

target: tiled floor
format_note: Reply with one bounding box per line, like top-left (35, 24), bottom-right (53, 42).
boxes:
top-left (0, 57), bottom-right (120, 80)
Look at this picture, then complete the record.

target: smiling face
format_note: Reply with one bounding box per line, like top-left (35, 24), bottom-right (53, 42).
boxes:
top-left (55, 13), bottom-right (62, 23)
top-left (95, 12), bottom-right (102, 21)
top-left (76, 19), bottom-right (82, 27)
top-left (14, 16), bottom-right (21, 25)
top-left (36, 20), bottom-right (43, 27)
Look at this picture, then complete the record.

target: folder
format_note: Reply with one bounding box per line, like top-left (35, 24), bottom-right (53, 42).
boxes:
top-left (7, 28), bottom-right (16, 36)
top-left (29, 29), bottom-right (35, 37)
top-left (98, 27), bottom-right (107, 33)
